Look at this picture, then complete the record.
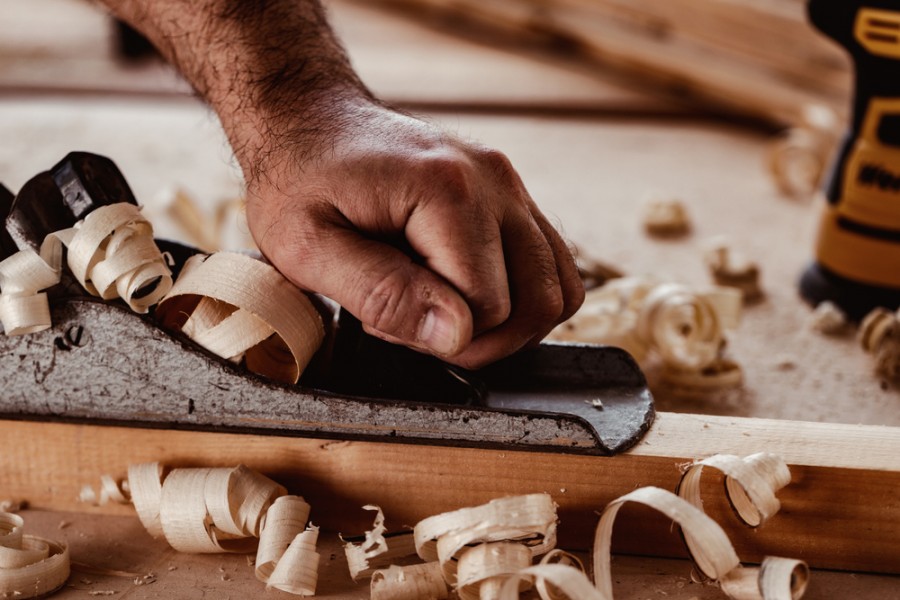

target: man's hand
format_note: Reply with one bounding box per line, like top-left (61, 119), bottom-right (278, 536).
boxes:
top-left (99, 0), bottom-right (584, 368)
top-left (245, 101), bottom-right (583, 368)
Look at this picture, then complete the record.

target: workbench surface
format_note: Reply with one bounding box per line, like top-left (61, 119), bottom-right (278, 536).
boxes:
top-left (1, 0), bottom-right (898, 598)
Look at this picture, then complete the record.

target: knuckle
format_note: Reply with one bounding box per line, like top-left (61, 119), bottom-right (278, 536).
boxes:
top-left (419, 149), bottom-right (477, 207)
top-left (475, 296), bottom-right (512, 330)
top-left (475, 147), bottom-right (519, 187)
top-left (561, 272), bottom-right (586, 321)
top-left (476, 146), bottom-right (513, 172)
top-left (536, 284), bottom-right (566, 322)
top-left (357, 266), bottom-right (416, 337)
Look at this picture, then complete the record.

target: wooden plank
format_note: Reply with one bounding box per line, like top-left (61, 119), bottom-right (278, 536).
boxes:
top-left (2, 413), bottom-right (897, 574)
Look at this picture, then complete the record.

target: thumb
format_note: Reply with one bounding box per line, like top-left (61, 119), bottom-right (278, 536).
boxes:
top-left (269, 225), bottom-right (474, 357)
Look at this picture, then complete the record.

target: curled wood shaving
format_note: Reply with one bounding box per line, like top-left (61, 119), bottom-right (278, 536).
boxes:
top-left (156, 252), bottom-right (324, 384)
top-left (594, 486), bottom-right (740, 595)
top-left (414, 493), bottom-right (557, 586)
top-left (498, 563), bottom-right (600, 600)
top-left (376, 453), bottom-right (800, 599)
top-left (127, 462), bottom-right (166, 538)
top-left (593, 487), bottom-right (807, 600)
top-left (859, 308), bottom-right (900, 381)
top-left (66, 204), bottom-right (173, 311)
top-left (768, 105), bottom-right (840, 199)
top-left (0, 512), bottom-right (70, 599)
top-left (859, 308), bottom-right (894, 352)
top-left (548, 277), bottom-right (655, 362)
top-left (0, 202), bottom-right (171, 335)
top-left (256, 496), bottom-right (311, 582)
top-left (678, 453), bottom-right (791, 530)
top-left (637, 283), bottom-right (723, 371)
top-left (661, 357), bottom-right (744, 398)
top-left (0, 247), bottom-right (60, 335)
top-left (370, 562), bottom-right (448, 600)
top-left (0, 502), bottom-right (25, 514)
top-left (808, 301), bottom-right (848, 335)
top-left (343, 530), bottom-right (418, 581)
top-left (551, 278), bottom-right (742, 395)
top-left (704, 238), bottom-right (763, 302)
top-left (456, 542), bottom-right (532, 600)
top-left (127, 463), bottom-right (320, 596)
top-left (156, 186), bottom-right (221, 253)
top-left (719, 557), bottom-right (809, 600)
top-left (536, 549), bottom-right (587, 600)
top-left (759, 557), bottom-right (809, 599)
top-left (643, 196), bottom-right (692, 237)
top-left (266, 526), bottom-right (320, 596)
top-left (343, 505), bottom-right (389, 581)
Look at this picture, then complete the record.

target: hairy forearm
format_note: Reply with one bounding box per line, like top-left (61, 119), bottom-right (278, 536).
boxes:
top-left (99, 0), bottom-right (373, 174)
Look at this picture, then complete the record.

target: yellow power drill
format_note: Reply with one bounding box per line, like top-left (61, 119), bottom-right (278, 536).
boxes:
top-left (801, 0), bottom-right (900, 319)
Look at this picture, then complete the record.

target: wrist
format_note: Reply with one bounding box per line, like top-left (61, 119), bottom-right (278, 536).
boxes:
top-left (223, 89), bottom-right (380, 186)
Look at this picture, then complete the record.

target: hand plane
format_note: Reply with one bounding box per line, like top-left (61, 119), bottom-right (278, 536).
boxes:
top-left (0, 153), bottom-right (654, 455)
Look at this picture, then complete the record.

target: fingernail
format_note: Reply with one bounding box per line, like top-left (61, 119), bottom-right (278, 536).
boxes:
top-left (418, 307), bottom-right (459, 356)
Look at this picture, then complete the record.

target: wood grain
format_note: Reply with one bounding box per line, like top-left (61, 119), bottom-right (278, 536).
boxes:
top-left (2, 413), bottom-right (897, 574)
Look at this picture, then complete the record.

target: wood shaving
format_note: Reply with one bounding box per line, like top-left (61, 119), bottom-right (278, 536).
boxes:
top-left (414, 493), bottom-right (557, 587)
top-left (256, 496), bottom-right (311, 583)
top-left (859, 308), bottom-right (900, 382)
top-left (0, 246), bottom-right (61, 335)
top-left (550, 277), bottom-right (742, 395)
top-left (457, 542), bottom-right (532, 600)
top-left (536, 549), bottom-right (587, 600)
top-left (266, 526), bottom-right (320, 596)
top-left (0, 502), bottom-right (25, 515)
top-left (548, 277), bottom-right (657, 362)
top-left (594, 485), bottom-right (805, 600)
top-left (808, 301), bottom-right (848, 335)
top-left (661, 357), bottom-right (744, 397)
top-left (78, 486), bottom-right (97, 505)
top-left (768, 104), bottom-right (841, 199)
top-left (370, 562), bottom-right (447, 600)
top-left (0, 512), bottom-right (70, 599)
top-left (65, 204), bottom-right (173, 312)
top-left (643, 196), bottom-right (692, 237)
top-left (343, 505), bottom-right (390, 581)
top-left (156, 252), bottom-right (325, 384)
top-left (365, 453), bottom-right (805, 600)
top-left (859, 308), bottom-right (895, 353)
top-left (678, 453), bottom-right (790, 530)
top-left (125, 462), bottom-right (318, 596)
top-left (704, 237), bottom-right (763, 302)
top-left (156, 186), bottom-right (220, 253)
top-left (637, 283), bottom-right (724, 371)
top-left (156, 186), bottom-right (251, 252)
top-left (0, 201), bottom-right (322, 387)
top-left (343, 530), bottom-right (418, 581)
top-left (2, 202), bottom-right (172, 334)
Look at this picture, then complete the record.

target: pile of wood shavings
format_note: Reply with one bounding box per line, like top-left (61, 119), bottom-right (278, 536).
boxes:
top-left (94, 453), bottom-right (810, 599)
top-left (549, 277), bottom-right (744, 396)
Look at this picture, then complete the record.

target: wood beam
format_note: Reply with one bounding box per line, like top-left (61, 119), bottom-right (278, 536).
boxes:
top-left (1, 413), bottom-right (897, 574)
